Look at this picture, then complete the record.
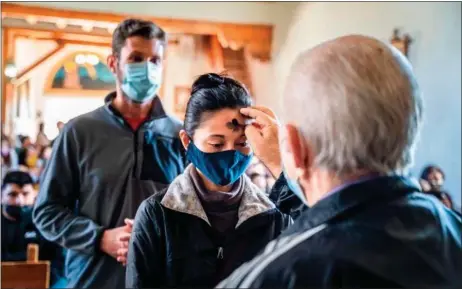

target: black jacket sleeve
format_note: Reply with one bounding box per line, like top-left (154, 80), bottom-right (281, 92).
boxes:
top-left (126, 198), bottom-right (163, 288)
top-left (32, 124), bottom-right (105, 254)
top-left (268, 174), bottom-right (306, 220)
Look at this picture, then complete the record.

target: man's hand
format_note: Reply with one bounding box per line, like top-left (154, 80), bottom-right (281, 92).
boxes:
top-left (100, 218), bottom-right (133, 262)
top-left (240, 106), bottom-right (282, 178)
top-left (116, 218), bottom-right (133, 266)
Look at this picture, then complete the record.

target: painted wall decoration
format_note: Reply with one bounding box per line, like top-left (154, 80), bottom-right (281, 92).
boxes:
top-left (47, 52), bottom-right (116, 94)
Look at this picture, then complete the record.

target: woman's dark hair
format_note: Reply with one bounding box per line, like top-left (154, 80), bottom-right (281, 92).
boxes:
top-left (184, 73), bottom-right (252, 137)
top-left (420, 165), bottom-right (445, 181)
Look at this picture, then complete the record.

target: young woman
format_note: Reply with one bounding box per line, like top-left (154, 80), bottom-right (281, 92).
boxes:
top-left (126, 73), bottom-right (291, 288)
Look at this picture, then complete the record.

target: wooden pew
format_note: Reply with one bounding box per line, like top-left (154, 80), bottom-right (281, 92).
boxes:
top-left (1, 243), bottom-right (50, 288)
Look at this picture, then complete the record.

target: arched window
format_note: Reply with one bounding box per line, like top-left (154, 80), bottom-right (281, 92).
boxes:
top-left (45, 51), bottom-right (116, 95)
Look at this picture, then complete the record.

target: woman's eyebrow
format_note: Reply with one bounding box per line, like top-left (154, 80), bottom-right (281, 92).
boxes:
top-left (209, 134), bottom-right (225, 139)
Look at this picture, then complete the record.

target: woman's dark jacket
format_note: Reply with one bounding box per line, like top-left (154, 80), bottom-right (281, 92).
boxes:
top-left (125, 165), bottom-right (292, 288)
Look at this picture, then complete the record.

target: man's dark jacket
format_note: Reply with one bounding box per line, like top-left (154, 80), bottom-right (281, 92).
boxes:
top-left (32, 93), bottom-right (186, 288)
top-left (218, 176), bottom-right (462, 288)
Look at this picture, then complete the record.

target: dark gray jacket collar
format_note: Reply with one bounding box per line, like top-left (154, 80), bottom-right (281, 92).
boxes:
top-left (103, 91), bottom-right (167, 122)
top-left (285, 176), bottom-right (421, 235)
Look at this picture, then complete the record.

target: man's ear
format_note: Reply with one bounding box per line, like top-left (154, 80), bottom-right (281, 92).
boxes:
top-left (283, 124), bottom-right (313, 180)
top-left (107, 54), bottom-right (117, 74)
top-left (179, 130), bottom-right (190, 150)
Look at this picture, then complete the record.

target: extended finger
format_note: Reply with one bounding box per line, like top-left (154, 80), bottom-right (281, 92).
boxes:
top-left (117, 239), bottom-right (129, 248)
top-left (118, 232), bottom-right (131, 242)
top-left (252, 106), bottom-right (276, 119)
top-left (117, 256), bottom-right (127, 264)
top-left (117, 247), bottom-right (128, 256)
top-left (240, 107), bottom-right (275, 126)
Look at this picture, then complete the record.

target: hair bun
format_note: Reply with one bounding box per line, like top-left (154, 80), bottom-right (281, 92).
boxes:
top-left (191, 73), bottom-right (226, 95)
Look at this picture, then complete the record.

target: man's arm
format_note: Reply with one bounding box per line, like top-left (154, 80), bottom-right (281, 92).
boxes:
top-left (241, 106), bottom-right (306, 219)
top-left (33, 124), bottom-right (105, 254)
top-left (268, 174), bottom-right (306, 220)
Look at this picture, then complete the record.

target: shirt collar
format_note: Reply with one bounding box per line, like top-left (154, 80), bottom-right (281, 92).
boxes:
top-left (291, 175), bottom-right (421, 232)
top-left (323, 173), bottom-right (383, 199)
top-left (104, 91), bottom-right (167, 122)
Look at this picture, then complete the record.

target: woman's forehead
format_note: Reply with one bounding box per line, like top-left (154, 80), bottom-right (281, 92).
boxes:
top-left (197, 108), bottom-right (247, 134)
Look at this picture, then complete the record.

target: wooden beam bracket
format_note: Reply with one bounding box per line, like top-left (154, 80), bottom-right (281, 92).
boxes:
top-left (12, 42), bottom-right (65, 83)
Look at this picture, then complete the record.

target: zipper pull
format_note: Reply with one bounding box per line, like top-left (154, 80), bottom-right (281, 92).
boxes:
top-left (217, 247), bottom-right (224, 259)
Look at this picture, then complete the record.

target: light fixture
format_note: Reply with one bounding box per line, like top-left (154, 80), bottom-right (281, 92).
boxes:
top-left (25, 16), bottom-right (38, 25)
top-left (74, 54), bottom-right (86, 65)
top-left (74, 53), bottom-right (99, 65)
top-left (4, 61), bottom-right (18, 78)
top-left (82, 23), bottom-right (93, 32)
top-left (86, 54), bottom-right (100, 65)
top-left (56, 19), bottom-right (67, 29)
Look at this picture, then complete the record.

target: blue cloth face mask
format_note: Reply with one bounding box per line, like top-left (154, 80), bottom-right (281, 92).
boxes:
top-left (283, 168), bottom-right (309, 206)
top-left (186, 142), bottom-right (253, 186)
top-left (121, 61), bottom-right (162, 103)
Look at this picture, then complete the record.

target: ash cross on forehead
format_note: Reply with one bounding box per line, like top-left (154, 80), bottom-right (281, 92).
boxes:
top-left (226, 118), bottom-right (245, 132)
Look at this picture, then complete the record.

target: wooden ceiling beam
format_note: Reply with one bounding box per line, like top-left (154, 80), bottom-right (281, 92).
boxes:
top-left (1, 2), bottom-right (273, 60)
top-left (9, 27), bottom-right (113, 46)
top-left (14, 43), bottom-right (65, 82)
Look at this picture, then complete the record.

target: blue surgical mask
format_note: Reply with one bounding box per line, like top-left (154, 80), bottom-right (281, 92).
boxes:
top-left (186, 142), bottom-right (253, 186)
top-left (283, 168), bottom-right (309, 206)
top-left (121, 61), bottom-right (162, 103)
top-left (3, 204), bottom-right (23, 220)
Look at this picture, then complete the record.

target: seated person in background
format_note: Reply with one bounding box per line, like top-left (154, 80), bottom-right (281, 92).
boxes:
top-left (1, 171), bottom-right (65, 287)
top-left (125, 73), bottom-right (291, 288)
top-left (420, 165), bottom-right (453, 209)
top-left (35, 145), bottom-right (53, 181)
top-left (16, 136), bottom-right (34, 168)
top-left (50, 121), bottom-right (65, 148)
top-left (35, 122), bottom-right (50, 151)
top-left (1, 171), bottom-right (36, 261)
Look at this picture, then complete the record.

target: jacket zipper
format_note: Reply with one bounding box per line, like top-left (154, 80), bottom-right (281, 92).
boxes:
top-left (217, 247), bottom-right (224, 259)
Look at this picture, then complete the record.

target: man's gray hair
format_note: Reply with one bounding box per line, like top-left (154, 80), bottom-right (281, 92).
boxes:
top-left (282, 35), bottom-right (423, 176)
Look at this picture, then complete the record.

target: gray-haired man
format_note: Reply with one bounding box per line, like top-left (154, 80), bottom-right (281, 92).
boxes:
top-left (218, 35), bottom-right (461, 288)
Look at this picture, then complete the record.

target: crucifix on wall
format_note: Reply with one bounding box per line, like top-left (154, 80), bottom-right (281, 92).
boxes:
top-left (390, 29), bottom-right (412, 57)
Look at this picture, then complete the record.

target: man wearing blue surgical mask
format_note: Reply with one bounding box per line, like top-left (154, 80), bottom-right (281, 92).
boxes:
top-left (33, 19), bottom-right (187, 288)
top-left (2, 171), bottom-right (65, 287)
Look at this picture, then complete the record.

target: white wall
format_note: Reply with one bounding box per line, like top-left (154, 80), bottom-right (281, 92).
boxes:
top-left (11, 40), bottom-right (111, 139)
top-left (273, 2), bottom-right (462, 208)
top-left (162, 35), bottom-right (211, 119)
